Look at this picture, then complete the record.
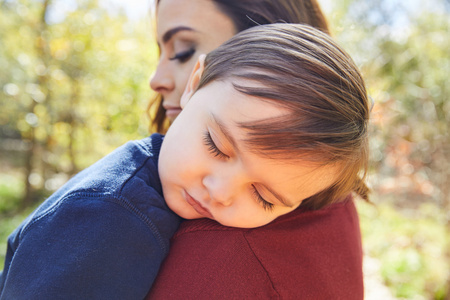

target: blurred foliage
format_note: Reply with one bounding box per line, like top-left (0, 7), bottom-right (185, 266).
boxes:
top-left (327, 0), bottom-right (450, 298)
top-left (358, 200), bottom-right (448, 299)
top-left (0, 0), bottom-right (157, 206)
top-left (0, 0), bottom-right (449, 298)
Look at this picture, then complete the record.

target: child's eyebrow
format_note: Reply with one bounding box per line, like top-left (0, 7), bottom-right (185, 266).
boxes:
top-left (211, 113), bottom-right (295, 208)
top-left (263, 185), bottom-right (295, 208)
top-left (211, 113), bottom-right (240, 153)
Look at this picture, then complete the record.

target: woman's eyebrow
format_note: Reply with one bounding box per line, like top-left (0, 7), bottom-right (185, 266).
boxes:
top-left (162, 26), bottom-right (195, 43)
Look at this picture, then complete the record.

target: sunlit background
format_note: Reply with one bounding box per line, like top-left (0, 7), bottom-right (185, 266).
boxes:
top-left (0, 0), bottom-right (449, 298)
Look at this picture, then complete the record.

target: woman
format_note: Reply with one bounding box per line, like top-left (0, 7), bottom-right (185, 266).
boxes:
top-left (149, 0), bottom-right (329, 133)
top-left (147, 0), bottom-right (365, 299)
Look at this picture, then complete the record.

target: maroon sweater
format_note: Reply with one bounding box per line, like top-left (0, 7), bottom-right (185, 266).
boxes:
top-left (147, 196), bottom-right (363, 299)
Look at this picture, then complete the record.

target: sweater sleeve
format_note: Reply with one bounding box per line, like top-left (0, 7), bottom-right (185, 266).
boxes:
top-left (0, 193), bottom-right (174, 300)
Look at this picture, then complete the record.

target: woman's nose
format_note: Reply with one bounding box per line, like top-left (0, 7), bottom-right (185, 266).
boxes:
top-left (149, 61), bottom-right (175, 94)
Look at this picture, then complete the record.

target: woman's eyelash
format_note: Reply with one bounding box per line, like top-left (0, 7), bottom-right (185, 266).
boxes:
top-left (169, 48), bottom-right (195, 63)
top-left (203, 131), bottom-right (228, 159)
top-left (251, 185), bottom-right (274, 212)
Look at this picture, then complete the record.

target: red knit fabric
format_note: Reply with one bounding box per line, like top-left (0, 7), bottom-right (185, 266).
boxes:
top-left (147, 196), bottom-right (363, 299)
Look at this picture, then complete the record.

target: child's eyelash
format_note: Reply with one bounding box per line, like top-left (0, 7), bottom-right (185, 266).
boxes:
top-left (202, 131), bottom-right (273, 212)
top-left (169, 48), bottom-right (195, 63)
top-left (251, 185), bottom-right (274, 212)
top-left (203, 131), bottom-right (228, 159)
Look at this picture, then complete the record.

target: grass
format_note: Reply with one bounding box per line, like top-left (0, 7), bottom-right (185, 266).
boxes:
top-left (0, 173), bottom-right (23, 214)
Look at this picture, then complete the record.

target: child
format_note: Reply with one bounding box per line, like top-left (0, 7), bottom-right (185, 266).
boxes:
top-left (0, 24), bottom-right (370, 299)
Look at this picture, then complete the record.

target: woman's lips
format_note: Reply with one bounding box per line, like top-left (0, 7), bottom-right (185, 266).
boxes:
top-left (185, 191), bottom-right (214, 219)
top-left (164, 107), bottom-right (182, 121)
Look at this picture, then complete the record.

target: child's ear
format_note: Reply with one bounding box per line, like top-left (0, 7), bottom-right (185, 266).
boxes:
top-left (180, 54), bottom-right (206, 109)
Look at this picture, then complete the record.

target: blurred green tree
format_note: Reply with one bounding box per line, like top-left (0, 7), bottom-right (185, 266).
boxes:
top-left (0, 0), bottom-right (157, 208)
top-left (327, 0), bottom-right (449, 297)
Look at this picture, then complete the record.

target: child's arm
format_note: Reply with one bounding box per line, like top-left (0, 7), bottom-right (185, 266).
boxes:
top-left (0, 135), bottom-right (181, 299)
top-left (0, 193), bottom-right (178, 299)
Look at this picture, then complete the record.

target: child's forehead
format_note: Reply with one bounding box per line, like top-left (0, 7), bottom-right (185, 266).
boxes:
top-left (199, 80), bottom-right (287, 119)
top-left (198, 81), bottom-right (316, 162)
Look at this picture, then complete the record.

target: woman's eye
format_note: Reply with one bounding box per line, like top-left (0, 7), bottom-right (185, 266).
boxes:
top-left (203, 131), bottom-right (229, 160)
top-left (169, 48), bottom-right (195, 63)
top-left (251, 185), bottom-right (274, 212)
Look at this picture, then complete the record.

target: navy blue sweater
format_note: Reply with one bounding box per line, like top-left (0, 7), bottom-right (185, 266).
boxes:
top-left (0, 134), bottom-right (181, 300)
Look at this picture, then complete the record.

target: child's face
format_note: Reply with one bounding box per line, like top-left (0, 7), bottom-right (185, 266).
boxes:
top-left (159, 80), bottom-right (338, 228)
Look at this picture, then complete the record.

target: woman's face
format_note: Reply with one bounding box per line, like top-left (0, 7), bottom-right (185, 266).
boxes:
top-left (150, 0), bottom-right (237, 122)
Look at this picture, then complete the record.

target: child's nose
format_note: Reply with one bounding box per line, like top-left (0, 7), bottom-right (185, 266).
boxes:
top-left (202, 172), bottom-right (240, 207)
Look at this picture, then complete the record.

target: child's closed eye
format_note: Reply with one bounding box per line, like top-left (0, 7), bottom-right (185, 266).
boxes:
top-left (203, 131), bottom-right (229, 159)
top-left (251, 185), bottom-right (274, 212)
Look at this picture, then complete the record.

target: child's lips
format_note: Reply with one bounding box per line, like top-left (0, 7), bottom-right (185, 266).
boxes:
top-left (185, 191), bottom-right (214, 219)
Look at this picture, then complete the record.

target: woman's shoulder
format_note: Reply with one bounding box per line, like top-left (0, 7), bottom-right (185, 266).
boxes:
top-left (174, 195), bottom-right (358, 237)
top-left (242, 196), bottom-right (363, 299)
top-left (262, 194), bottom-right (359, 231)
top-left (151, 196), bottom-right (363, 299)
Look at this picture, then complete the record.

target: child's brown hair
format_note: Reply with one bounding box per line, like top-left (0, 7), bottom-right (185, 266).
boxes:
top-left (198, 24), bottom-right (370, 209)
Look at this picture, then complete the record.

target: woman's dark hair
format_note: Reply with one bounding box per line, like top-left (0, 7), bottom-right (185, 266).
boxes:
top-left (196, 24), bottom-right (370, 209)
top-left (149, 0), bottom-right (329, 134)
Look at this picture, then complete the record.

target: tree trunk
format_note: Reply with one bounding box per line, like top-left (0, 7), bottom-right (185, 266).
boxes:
top-left (20, 0), bottom-right (52, 208)
top-left (21, 131), bottom-right (36, 209)
top-left (68, 78), bottom-right (81, 176)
